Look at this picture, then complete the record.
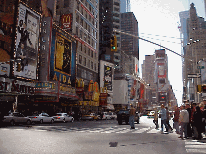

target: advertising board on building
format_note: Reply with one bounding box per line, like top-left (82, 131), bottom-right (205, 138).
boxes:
top-left (157, 63), bottom-right (166, 78)
top-left (34, 81), bottom-right (59, 102)
top-left (50, 26), bottom-right (76, 86)
top-left (104, 65), bottom-right (112, 90)
top-left (14, 3), bottom-right (40, 79)
top-left (61, 14), bottom-right (72, 30)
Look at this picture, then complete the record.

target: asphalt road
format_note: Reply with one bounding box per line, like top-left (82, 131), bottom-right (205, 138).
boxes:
top-left (0, 116), bottom-right (205, 154)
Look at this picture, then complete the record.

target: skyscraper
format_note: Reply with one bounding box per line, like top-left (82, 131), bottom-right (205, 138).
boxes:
top-left (120, 0), bottom-right (131, 13)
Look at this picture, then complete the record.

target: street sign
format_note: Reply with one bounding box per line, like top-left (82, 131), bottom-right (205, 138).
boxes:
top-left (188, 73), bottom-right (201, 78)
top-left (197, 66), bottom-right (204, 69)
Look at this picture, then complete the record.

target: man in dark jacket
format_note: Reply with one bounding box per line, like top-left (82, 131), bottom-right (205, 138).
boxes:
top-left (193, 106), bottom-right (203, 140)
top-left (186, 102), bottom-right (192, 137)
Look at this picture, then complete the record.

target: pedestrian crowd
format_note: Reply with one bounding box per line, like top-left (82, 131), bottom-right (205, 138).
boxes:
top-left (157, 100), bottom-right (206, 140)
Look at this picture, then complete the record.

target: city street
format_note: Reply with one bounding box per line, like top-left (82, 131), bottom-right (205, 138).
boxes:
top-left (0, 116), bottom-right (206, 154)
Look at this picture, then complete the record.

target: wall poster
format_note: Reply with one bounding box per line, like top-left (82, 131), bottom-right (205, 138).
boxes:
top-left (14, 3), bottom-right (40, 79)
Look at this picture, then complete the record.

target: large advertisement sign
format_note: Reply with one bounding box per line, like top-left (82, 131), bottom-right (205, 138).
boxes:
top-left (14, 3), bottom-right (40, 79)
top-left (50, 27), bottom-right (76, 86)
top-left (104, 65), bottom-right (112, 91)
top-left (158, 63), bottom-right (166, 78)
top-left (61, 14), bottom-right (72, 30)
top-left (0, 0), bottom-right (16, 77)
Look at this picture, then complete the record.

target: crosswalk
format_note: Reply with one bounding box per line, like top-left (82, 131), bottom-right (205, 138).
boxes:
top-left (0, 126), bottom-right (164, 134)
top-left (185, 139), bottom-right (206, 153)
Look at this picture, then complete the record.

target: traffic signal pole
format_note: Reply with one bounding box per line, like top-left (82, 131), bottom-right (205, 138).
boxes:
top-left (113, 29), bottom-right (192, 61)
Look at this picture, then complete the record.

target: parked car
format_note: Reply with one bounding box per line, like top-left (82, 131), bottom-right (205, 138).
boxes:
top-left (108, 112), bottom-right (117, 119)
top-left (28, 113), bottom-right (54, 124)
top-left (117, 110), bottom-right (140, 125)
top-left (53, 113), bottom-right (74, 123)
top-left (147, 111), bottom-right (155, 118)
top-left (81, 113), bottom-right (100, 121)
top-left (102, 112), bottom-right (111, 120)
top-left (3, 112), bottom-right (32, 126)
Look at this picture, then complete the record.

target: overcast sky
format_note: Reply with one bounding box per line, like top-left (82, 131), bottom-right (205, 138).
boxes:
top-left (130, 0), bottom-right (205, 105)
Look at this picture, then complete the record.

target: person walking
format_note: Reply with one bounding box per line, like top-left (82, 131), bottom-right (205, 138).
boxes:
top-left (193, 106), bottom-right (204, 140)
top-left (153, 108), bottom-right (159, 129)
top-left (129, 104), bottom-right (136, 129)
top-left (160, 104), bottom-right (170, 133)
top-left (179, 104), bottom-right (189, 139)
top-left (185, 103), bottom-right (192, 137)
top-left (203, 105), bottom-right (206, 137)
top-left (165, 107), bottom-right (173, 132)
top-left (173, 106), bottom-right (180, 134)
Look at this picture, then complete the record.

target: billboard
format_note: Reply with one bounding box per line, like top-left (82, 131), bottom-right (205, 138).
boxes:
top-left (134, 57), bottom-right (139, 75)
top-left (104, 65), bottom-right (112, 91)
top-left (14, 3), bottom-right (40, 79)
top-left (50, 27), bottom-right (76, 86)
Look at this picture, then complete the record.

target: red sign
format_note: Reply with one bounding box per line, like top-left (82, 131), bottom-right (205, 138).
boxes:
top-left (99, 93), bottom-right (108, 106)
top-left (61, 14), bottom-right (72, 30)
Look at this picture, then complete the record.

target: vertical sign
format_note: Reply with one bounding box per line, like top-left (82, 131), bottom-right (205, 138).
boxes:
top-left (39, 17), bottom-right (52, 81)
top-left (14, 3), bottom-right (40, 79)
top-left (104, 65), bottom-right (112, 91)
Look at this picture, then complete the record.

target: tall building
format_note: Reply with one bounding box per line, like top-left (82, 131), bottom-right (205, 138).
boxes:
top-left (99, 0), bottom-right (121, 64)
top-left (120, 0), bottom-right (131, 13)
top-left (183, 3), bottom-right (206, 102)
top-left (121, 12), bottom-right (139, 59)
top-left (55, 0), bottom-right (99, 86)
top-left (142, 55), bottom-right (155, 108)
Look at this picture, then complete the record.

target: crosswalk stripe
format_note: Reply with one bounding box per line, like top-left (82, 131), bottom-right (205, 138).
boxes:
top-left (132, 128), bottom-right (150, 133)
top-left (147, 128), bottom-right (160, 133)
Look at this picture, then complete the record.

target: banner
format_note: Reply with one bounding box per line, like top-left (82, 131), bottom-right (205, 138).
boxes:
top-left (14, 3), bottom-right (40, 79)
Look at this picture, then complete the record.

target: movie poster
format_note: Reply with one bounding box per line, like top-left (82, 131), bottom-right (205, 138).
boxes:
top-left (55, 34), bottom-right (72, 75)
top-left (14, 3), bottom-right (40, 79)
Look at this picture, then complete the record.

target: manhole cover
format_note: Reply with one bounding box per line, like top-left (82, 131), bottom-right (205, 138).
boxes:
top-left (109, 142), bottom-right (118, 147)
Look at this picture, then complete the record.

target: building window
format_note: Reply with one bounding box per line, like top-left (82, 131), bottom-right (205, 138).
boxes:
top-left (88, 49), bottom-right (90, 56)
top-left (88, 36), bottom-right (90, 44)
top-left (81, 43), bottom-right (82, 51)
top-left (79, 55), bottom-right (82, 64)
top-left (76, 28), bottom-right (78, 36)
top-left (77, 3), bottom-right (79, 10)
top-left (94, 63), bottom-right (96, 71)
top-left (94, 52), bottom-right (96, 59)
top-left (91, 50), bottom-right (93, 57)
top-left (91, 61), bottom-right (93, 69)
top-left (88, 60), bottom-right (90, 68)
top-left (84, 57), bottom-right (86, 66)
top-left (84, 45), bottom-right (87, 53)
top-left (64, 0), bottom-right (69, 7)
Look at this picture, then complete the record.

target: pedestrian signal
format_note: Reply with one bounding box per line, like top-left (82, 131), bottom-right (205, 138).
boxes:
top-left (110, 35), bottom-right (117, 52)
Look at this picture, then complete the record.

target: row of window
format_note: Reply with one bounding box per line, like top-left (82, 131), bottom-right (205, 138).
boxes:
top-left (78, 54), bottom-right (97, 71)
top-left (77, 67), bottom-right (97, 81)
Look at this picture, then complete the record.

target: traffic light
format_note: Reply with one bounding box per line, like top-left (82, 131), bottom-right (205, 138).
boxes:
top-left (110, 35), bottom-right (117, 52)
top-left (197, 85), bottom-right (202, 93)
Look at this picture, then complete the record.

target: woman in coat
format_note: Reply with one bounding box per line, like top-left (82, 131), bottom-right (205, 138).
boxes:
top-left (193, 106), bottom-right (203, 140)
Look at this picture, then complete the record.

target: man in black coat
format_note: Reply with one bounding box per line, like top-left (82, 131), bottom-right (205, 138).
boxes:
top-left (186, 102), bottom-right (192, 137)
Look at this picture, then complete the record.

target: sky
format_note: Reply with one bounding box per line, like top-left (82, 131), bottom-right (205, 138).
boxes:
top-left (130, 0), bottom-right (205, 106)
